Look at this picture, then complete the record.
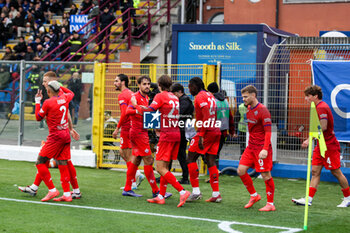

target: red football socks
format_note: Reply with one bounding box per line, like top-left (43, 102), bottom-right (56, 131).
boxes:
top-left (36, 163), bottom-right (55, 190)
top-left (125, 162), bottom-right (138, 191)
top-left (239, 173), bottom-right (256, 195)
top-left (159, 176), bottom-right (168, 197)
top-left (265, 177), bottom-right (275, 203)
top-left (309, 186), bottom-right (317, 198)
top-left (341, 187), bottom-right (350, 198)
top-left (164, 171), bottom-right (183, 192)
top-left (144, 165), bottom-right (159, 194)
top-left (33, 160), bottom-right (49, 186)
top-left (58, 165), bottom-right (70, 193)
top-left (188, 162), bottom-right (199, 188)
top-left (67, 160), bottom-right (79, 189)
top-left (208, 166), bottom-right (219, 192)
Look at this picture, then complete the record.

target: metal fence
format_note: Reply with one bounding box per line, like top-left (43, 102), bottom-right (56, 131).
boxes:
top-left (0, 61), bottom-right (94, 149)
top-left (219, 42), bottom-right (350, 167)
top-left (94, 63), bottom-right (209, 171)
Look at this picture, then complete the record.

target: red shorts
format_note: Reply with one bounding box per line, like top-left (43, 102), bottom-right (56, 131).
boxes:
top-left (120, 131), bottom-right (131, 149)
top-left (39, 140), bottom-right (71, 161)
top-left (239, 146), bottom-right (273, 172)
top-left (130, 131), bottom-right (151, 156)
top-left (188, 133), bottom-right (221, 155)
top-left (156, 141), bottom-right (180, 162)
top-left (312, 147), bottom-right (341, 170)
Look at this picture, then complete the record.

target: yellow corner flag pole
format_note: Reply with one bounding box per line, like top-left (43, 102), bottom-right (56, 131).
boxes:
top-left (303, 102), bottom-right (327, 230)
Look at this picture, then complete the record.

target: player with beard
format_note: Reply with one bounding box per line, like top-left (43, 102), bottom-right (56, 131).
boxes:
top-left (112, 74), bottom-right (145, 190)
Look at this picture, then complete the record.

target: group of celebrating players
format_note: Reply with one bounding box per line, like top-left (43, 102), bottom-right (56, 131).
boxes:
top-left (18, 71), bottom-right (350, 210)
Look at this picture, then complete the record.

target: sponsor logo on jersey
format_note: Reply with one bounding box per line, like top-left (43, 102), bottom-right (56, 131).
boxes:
top-left (57, 99), bottom-right (66, 105)
top-left (200, 102), bottom-right (208, 107)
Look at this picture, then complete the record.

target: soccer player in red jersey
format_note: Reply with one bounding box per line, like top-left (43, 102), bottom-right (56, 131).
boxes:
top-left (186, 77), bottom-right (222, 203)
top-left (132, 75), bottom-right (190, 207)
top-left (18, 71), bottom-right (81, 199)
top-left (237, 85), bottom-right (275, 211)
top-left (122, 76), bottom-right (161, 197)
top-left (112, 74), bottom-right (144, 190)
top-left (29, 80), bottom-right (74, 201)
top-left (292, 85), bottom-right (350, 207)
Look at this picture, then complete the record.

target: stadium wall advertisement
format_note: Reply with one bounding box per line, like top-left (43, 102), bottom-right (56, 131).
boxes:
top-left (176, 31), bottom-right (257, 65)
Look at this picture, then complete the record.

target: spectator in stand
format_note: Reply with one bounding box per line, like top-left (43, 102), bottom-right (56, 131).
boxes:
top-left (98, 7), bottom-right (115, 52)
top-left (0, 0), bottom-right (5, 9)
top-left (47, 28), bottom-right (58, 44)
top-left (0, 20), bottom-right (7, 47)
top-left (5, 0), bottom-right (19, 9)
top-left (67, 72), bottom-right (83, 126)
top-left (79, 0), bottom-right (92, 14)
top-left (61, 18), bottom-right (69, 32)
top-left (31, 36), bottom-right (42, 52)
top-left (1, 6), bottom-right (10, 16)
top-left (62, 11), bottom-right (70, 20)
top-left (14, 36), bottom-right (27, 59)
top-left (2, 46), bottom-right (16, 60)
top-left (85, 1), bottom-right (99, 39)
top-left (120, 0), bottom-right (137, 38)
top-left (34, 44), bottom-right (48, 60)
top-left (24, 45), bottom-right (35, 60)
top-left (68, 31), bottom-right (83, 61)
top-left (49, 20), bottom-right (60, 36)
top-left (32, 3), bottom-right (45, 23)
top-left (25, 11), bottom-right (35, 30)
top-left (43, 35), bottom-right (55, 58)
top-left (69, 3), bottom-right (78, 15)
top-left (3, 13), bottom-right (13, 38)
top-left (22, 0), bottom-right (30, 12)
top-left (58, 27), bottom-right (70, 60)
top-left (9, 6), bottom-right (18, 19)
top-left (13, 12), bottom-right (27, 38)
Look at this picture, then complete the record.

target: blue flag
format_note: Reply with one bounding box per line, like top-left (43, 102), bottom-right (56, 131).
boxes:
top-left (311, 60), bottom-right (350, 142)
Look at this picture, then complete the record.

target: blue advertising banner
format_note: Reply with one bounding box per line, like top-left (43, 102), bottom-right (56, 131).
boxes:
top-left (70, 15), bottom-right (95, 34)
top-left (177, 32), bottom-right (257, 65)
top-left (312, 60), bottom-right (350, 142)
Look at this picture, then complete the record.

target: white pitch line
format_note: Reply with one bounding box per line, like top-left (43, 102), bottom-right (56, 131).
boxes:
top-left (0, 197), bottom-right (302, 233)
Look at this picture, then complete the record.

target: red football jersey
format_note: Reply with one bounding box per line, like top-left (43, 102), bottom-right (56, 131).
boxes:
top-left (194, 90), bottom-right (221, 137)
top-left (36, 86), bottom-right (74, 135)
top-left (149, 91), bottom-right (180, 142)
top-left (117, 88), bottom-right (133, 132)
top-left (127, 91), bottom-right (149, 132)
top-left (246, 103), bottom-right (272, 149)
top-left (316, 101), bottom-right (339, 149)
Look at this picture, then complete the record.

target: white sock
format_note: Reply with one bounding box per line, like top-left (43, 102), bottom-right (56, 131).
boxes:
top-left (64, 192), bottom-right (71, 197)
top-left (136, 170), bottom-right (142, 177)
top-left (30, 184), bottom-right (38, 191)
top-left (345, 196), bottom-right (350, 201)
top-left (307, 197), bottom-right (313, 203)
top-left (49, 188), bottom-right (57, 192)
top-left (73, 188), bottom-right (80, 194)
top-left (212, 192), bottom-right (220, 198)
top-left (192, 187), bottom-right (200, 195)
top-left (267, 202), bottom-right (274, 205)
top-left (179, 190), bottom-right (186, 195)
top-left (157, 194), bottom-right (164, 199)
top-left (251, 192), bottom-right (258, 197)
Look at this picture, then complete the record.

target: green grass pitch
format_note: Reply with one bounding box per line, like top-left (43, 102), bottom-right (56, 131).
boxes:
top-left (0, 159), bottom-right (349, 233)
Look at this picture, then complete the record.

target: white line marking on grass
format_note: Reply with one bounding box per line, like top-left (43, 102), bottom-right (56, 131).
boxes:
top-left (0, 197), bottom-right (302, 233)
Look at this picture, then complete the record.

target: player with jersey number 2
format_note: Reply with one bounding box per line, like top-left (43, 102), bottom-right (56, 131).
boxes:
top-left (186, 77), bottom-right (222, 203)
top-left (18, 71), bottom-right (81, 200)
top-left (237, 85), bottom-right (275, 212)
top-left (28, 80), bottom-right (74, 202)
top-left (132, 75), bottom-right (191, 207)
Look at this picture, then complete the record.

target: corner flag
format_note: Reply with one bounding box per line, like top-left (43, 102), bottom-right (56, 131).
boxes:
top-left (304, 101), bottom-right (327, 230)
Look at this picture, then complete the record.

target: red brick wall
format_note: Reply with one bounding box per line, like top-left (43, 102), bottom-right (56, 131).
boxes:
top-left (223, 0), bottom-right (350, 36)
